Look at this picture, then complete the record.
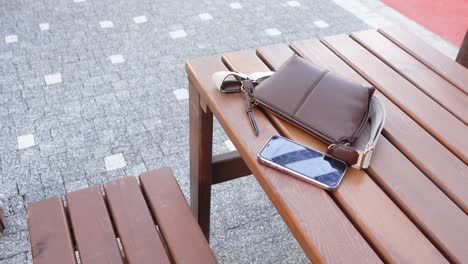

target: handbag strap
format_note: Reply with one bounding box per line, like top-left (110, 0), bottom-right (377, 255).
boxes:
top-left (212, 71), bottom-right (274, 93)
top-left (212, 70), bottom-right (385, 169)
top-left (359, 96), bottom-right (386, 169)
top-left (328, 96), bottom-right (386, 169)
top-left (212, 71), bottom-right (274, 135)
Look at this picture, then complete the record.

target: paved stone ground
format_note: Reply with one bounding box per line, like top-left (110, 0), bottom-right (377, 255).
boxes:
top-left (1, 0), bottom-right (455, 263)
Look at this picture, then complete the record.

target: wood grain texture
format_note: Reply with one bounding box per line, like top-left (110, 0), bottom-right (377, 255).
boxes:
top-left (212, 151), bottom-right (251, 184)
top-left (104, 176), bottom-right (171, 264)
top-left (378, 27), bottom-right (468, 94)
top-left (26, 197), bottom-right (77, 264)
top-left (140, 167), bottom-right (217, 264)
top-left (369, 137), bottom-right (468, 262)
top-left (283, 40), bottom-right (468, 262)
top-left (249, 46), bottom-right (448, 263)
top-left (66, 187), bottom-right (123, 264)
top-left (189, 83), bottom-right (213, 240)
top-left (185, 56), bottom-right (381, 264)
top-left (351, 30), bottom-right (468, 124)
top-left (322, 34), bottom-right (468, 163)
top-left (288, 39), bottom-right (468, 214)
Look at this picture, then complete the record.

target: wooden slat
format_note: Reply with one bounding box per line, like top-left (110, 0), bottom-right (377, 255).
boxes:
top-left (27, 197), bottom-right (77, 264)
top-left (289, 39), bottom-right (468, 214)
top-left (369, 137), bottom-right (468, 262)
top-left (66, 186), bottom-right (123, 264)
top-left (279, 40), bottom-right (468, 262)
top-left (456, 30), bottom-right (468, 68)
top-left (212, 151), bottom-right (251, 184)
top-left (351, 30), bottom-right (468, 124)
top-left (186, 56), bottom-right (382, 263)
top-left (378, 27), bottom-right (468, 94)
top-left (140, 167), bottom-right (217, 264)
top-left (322, 34), bottom-right (468, 163)
top-left (230, 47), bottom-right (447, 263)
top-left (104, 176), bottom-right (171, 264)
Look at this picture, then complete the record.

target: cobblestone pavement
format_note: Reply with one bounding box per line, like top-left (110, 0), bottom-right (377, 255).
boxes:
top-left (0, 0), bottom-right (370, 263)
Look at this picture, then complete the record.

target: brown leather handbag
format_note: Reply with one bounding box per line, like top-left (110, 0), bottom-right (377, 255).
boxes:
top-left (212, 55), bottom-right (385, 169)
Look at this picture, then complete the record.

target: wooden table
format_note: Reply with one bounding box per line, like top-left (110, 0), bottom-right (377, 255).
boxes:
top-left (186, 27), bottom-right (468, 263)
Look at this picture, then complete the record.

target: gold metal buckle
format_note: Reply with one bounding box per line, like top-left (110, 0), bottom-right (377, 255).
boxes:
top-left (240, 82), bottom-right (245, 92)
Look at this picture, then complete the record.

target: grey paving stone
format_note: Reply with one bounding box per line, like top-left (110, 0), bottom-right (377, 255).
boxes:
top-left (0, 253), bottom-right (26, 264)
top-left (6, 196), bottom-right (24, 217)
top-left (2, 213), bottom-right (27, 236)
top-left (65, 179), bottom-right (89, 193)
top-left (0, 232), bottom-right (29, 259)
top-left (0, 0), bottom-right (374, 262)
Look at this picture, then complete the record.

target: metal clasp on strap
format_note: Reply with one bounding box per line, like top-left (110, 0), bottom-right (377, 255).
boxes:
top-left (359, 147), bottom-right (374, 169)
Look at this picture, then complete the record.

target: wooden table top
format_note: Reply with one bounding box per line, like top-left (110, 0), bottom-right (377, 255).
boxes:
top-left (185, 27), bottom-right (468, 263)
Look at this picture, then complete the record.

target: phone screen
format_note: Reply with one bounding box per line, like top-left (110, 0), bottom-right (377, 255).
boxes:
top-left (259, 135), bottom-right (347, 189)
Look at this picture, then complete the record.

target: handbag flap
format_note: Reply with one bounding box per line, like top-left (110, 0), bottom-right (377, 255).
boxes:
top-left (254, 55), bottom-right (375, 143)
top-left (254, 56), bottom-right (326, 116)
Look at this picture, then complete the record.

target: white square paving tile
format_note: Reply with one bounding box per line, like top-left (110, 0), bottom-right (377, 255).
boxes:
top-left (198, 13), bottom-right (213, 21)
top-left (133, 16), bottom-right (147, 24)
top-left (105, 153), bottom-right (127, 171)
top-left (109, 54), bottom-right (125, 64)
top-left (99, 20), bottom-right (114, 29)
top-left (17, 134), bottom-right (35, 150)
top-left (224, 140), bottom-right (236, 151)
top-left (313, 20), bottom-right (329, 28)
top-left (5, 35), bottom-right (18, 44)
top-left (286, 1), bottom-right (301, 7)
top-left (44, 72), bottom-right (62, 85)
top-left (173, 88), bottom-right (189, 100)
top-left (265, 28), bottom-right (282, 36)
top-left (169, 30), bottom-right (187, 39)
top-left (230, 2), bottom-right (242, 9)
top-left (39, 23), bottom-right (50, 31)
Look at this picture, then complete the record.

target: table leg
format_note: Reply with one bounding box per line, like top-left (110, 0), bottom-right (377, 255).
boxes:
top-left (189, 83), bottom-right (213, 241)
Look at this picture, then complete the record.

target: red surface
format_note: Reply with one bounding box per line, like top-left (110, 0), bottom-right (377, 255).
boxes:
top-left (382, 0), bottom-right (468, 46)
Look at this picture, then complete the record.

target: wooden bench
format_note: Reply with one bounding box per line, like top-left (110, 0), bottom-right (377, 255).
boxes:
top-left (26, 167), bottom-right (217, 264)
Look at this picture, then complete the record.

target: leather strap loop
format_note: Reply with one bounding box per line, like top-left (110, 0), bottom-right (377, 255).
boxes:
top-left (212, 71), bottom-right (274, 93)
top-left (327, 143), bottom-right (360, 166)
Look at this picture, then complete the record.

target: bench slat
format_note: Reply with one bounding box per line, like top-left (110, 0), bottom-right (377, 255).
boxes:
top-left (140, 167), bottom-right (217, 264)
top-left (27, 197), bottom-right (77, 264)
top-left (66, 186), bottom-right (123, 264)
top-left (186, 56), bottom-right (381, 263)
top-left (351, 30), bottom-right (468, 124)
top-left (104, 176), bottom-right (171, 264)
top-left (322, 34), bottom-right (468, 163)
top-left (288, 39), bottom-right (468, 214)
top-left (378, 27), bottom-right (468, 94)
top-left (281, 40), bottom-right (468, 262)
top-left (227, 48), bottom-right (446, 264)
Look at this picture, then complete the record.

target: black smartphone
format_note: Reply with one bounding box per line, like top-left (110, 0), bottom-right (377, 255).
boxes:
top-left (257, 135), bottom-right (348, 191)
